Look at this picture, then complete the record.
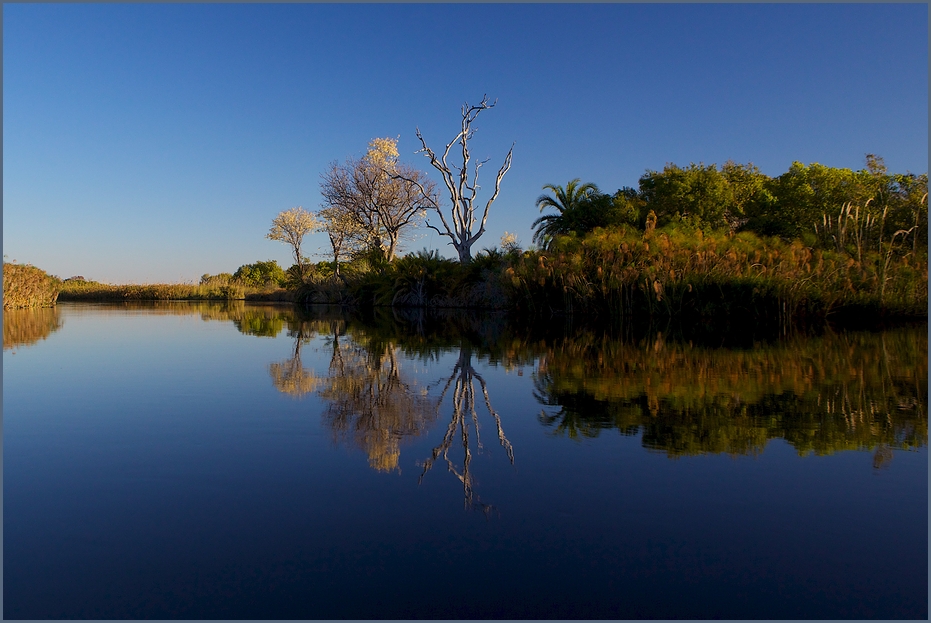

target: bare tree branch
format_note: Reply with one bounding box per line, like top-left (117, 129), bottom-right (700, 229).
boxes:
top-left (411, 96), bottom-right (513, 263)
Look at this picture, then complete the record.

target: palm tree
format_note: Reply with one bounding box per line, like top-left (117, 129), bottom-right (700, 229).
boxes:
top-left (531, 179), bottom-right (601, 248)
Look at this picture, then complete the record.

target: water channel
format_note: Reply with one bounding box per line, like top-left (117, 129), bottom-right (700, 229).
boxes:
top-left (4, 302), bottom-right (927, 618)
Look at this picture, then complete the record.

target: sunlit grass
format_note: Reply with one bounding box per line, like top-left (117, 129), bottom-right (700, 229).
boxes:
top-left (504, 225), bottom-right (927, 323)
top-left (3, 263), bottom-right (61, 309)
top-left (58, 278), bottom-right (295, 302)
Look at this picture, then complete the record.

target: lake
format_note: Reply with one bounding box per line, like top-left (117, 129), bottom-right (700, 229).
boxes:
top-left (4, 302), bottom-right (927, 619)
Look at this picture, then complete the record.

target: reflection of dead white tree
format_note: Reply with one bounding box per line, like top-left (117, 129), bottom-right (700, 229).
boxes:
top-left (419, 345), bottom-right (514, 512)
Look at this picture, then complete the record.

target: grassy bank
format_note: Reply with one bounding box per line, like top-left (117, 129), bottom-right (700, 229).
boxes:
top-left (3, 263), bottom-right (61, 309)
top-left (53, 222), bottom-right (927, 330)
top-left (503, 225), bottom-right (927, 326)
top-left (288, 226), bottom-right (926, 330)
top-left (58, 279), bottom-right (295, 302)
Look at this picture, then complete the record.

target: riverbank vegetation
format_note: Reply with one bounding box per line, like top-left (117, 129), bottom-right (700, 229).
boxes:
top-left (293, 152), bottom-right (926, 328)
top-left (51, 136), bottom-right (928, 330)
top-left (57, 260), bottom-right (295, 302)
top-left (3, 262), bottom-right (61, 308)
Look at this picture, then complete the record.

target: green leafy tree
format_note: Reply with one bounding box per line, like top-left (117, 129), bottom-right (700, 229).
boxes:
top-left (233, 260), bottom-right (288, 287)
top-left (638, 163), bottom-right (731, 230)
top-left (749, 162), bottom-right (874, 239)
top-left (609, 186), bottom-right (645, 228)
top-left (888, 172), bottom-right (928, 252)
top-left (720, 161), bottom-right (774, 230)
top-left (199, 272), bottom-right (234, 286)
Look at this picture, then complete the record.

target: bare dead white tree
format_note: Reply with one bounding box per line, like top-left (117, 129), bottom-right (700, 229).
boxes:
top-left (404, 95), bottom-right (514, 263)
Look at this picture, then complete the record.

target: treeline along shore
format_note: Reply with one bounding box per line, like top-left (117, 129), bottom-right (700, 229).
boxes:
top-left (9, 151), bottom-right (928, 331)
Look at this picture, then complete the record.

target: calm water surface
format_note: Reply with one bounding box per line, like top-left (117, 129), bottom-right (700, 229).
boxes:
top-left (4, 302), bottom-right (927, 618)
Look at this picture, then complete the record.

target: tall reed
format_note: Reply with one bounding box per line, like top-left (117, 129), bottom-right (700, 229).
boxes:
top-left (504, 225), bottom-right (927, 323)
top-left (3, 263), bottom-right (61, 308)
top-left (58, 279), bottom-right (294, 302)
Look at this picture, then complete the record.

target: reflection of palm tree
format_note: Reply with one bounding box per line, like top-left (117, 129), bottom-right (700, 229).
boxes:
top-left (419, 345), bottom-right (514, 512)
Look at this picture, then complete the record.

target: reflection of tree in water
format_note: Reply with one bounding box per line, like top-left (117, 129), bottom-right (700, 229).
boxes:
top-left (266, 315), bottom-right (438, 472)
top-left (318, 330), bottom-right (438, 473)
top-left (3, 307), bottom-right (63, 351)
top-left (268, 321), bottom-right (331, 397)
top-left (534, 327), bottom-right (927, 461)
top-left (264, 308), bottom-right (517, 511)
top-left (419, 344), bottom-right (514, 513)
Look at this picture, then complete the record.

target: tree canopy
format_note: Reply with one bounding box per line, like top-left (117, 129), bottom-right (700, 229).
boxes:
top-left (267, 207), bottom-right (318, 279)
top-left (320, 137), bottom-right (436, 262)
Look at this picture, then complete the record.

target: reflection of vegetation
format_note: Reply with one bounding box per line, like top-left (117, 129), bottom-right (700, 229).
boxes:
top-left (533, 327), bottom-right (927, 459)
top-left (266, 315), bottom-right (438, 472)
top-left (263, 308), bottom-right (516, 509)
top-left (3, 307), bottom-right (63, 350)
top-left (54, 300), bottom-right (300, 337)
top-left (419, 344), bottom-right (514, 513)
top-left (268, 321), bottom-right (330, 397)
top-left (318, 332), bottom-right (438, 472)
top-left (84, 302), bottom-right (923, 470)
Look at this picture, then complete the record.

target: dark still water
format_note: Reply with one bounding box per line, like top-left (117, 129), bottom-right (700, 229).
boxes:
top-left (4, 302), bottom-right (927, 619)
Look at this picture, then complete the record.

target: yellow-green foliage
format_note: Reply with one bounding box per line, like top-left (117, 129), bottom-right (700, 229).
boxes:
top-left (59, 279), bottom-right (294, 302)
top-left (3, 306), bottom-right (63, 349)
top-left (3, 263), bottom-right (61, 309)
top-left (506, 225), bottom-right (928, 318)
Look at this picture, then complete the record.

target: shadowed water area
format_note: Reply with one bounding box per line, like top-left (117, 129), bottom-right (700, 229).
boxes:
top-left (4, 302), bottom-right (927, 619)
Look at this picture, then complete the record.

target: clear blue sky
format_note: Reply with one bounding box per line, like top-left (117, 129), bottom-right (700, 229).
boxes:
top-left (4, 3), bottom-right (928, 283)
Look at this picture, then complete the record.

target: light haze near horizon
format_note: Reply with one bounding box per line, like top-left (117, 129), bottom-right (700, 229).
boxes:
top-left (4, 4), bottom-right (927, 283)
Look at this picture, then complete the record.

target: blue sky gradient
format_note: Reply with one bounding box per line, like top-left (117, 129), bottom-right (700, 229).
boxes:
top-left (4, 3), bottom-right (928, 283)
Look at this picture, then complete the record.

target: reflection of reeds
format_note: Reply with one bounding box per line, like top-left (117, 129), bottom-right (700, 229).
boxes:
top-left (3, 307), bottom-right (63, 350)
top-left (534, 326), bottom-right (927, 457)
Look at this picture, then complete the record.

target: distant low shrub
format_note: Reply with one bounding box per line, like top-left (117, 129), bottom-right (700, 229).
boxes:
top-left (58, 279), bottom-right (292, 302)
top-left (200, 272), bottom-right (234, 286)
top-left (3, 263), bottom-right (61, 309)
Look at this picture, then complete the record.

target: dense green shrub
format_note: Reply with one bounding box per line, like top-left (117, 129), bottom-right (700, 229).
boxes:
top-left (233, 260), bottom-right (288, 287)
